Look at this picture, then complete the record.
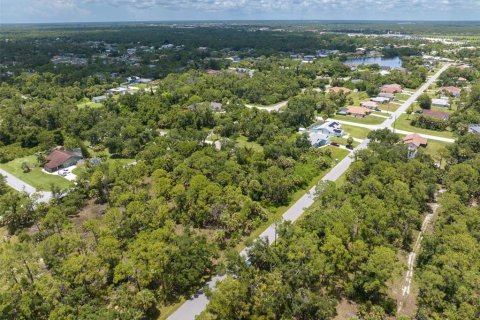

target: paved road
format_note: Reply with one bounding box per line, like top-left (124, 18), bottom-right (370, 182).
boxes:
top-left (168, 64), bottom-right (452, 320)
top-left (380, 63), bottom-right (450, 129)
top-left (245, 100), bottom-right (287, 112)
top-left (0, 168), bottom-right (52, 203)
top-left (168, 139), bottom-right (370, 320)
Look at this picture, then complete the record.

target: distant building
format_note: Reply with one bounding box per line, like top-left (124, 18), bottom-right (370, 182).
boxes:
top-left (210, 102), bottom-right (223, 113)
top-left (422, 109), bottom-right (450, 121)
top-left (346, 106), bottom-right (371, 118)
top-left (371, 97), bottom-right (391, 104)
top-left (302, 130), bottom-right (330, 147)
top-left (361, 101), bottom-right (379, 109)
top-left (91, 95), bottom-right (107, 103)
top-left (468, 124), bottom-right (480, 135)
top-left (328, 87), bottom-right (352, 94)
top-left (310, 121), bottom-right (344, 138)
top-left (432, 98), bottom-right (450, 108)
top-left (44, 149), bottom-right (83, 173)
top-left (439, 86), bottom-right (462, 97)
top-left (378, 92), bottom-right (395, 99)
top-left (206, 69), bottom-right (222, 75)
top-left (403, 133), bottom-right (428, 159)
top-left (381, 84), bottom-right (402, 94)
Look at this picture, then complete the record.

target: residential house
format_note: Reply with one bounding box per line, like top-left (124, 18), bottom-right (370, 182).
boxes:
top-left (310, 121), bottom-right (344, 138)
top-left (378, 92), bottom-right (395, 99)
top-left (206, 69), bottom-right (222, 75)
top-left (361, 101), bottom-right (379, 109)
top-left (403, 133), bottom-right (428, 148)
top-left (346, 106), bottom-right (371, 118)
top-left (307, 132), bottom-right (331, 147)
top-left (468, 124), bottom-right (480, 135)
top-left (381, 84), bottom-right (402, 94)
top-left (91, 95), bottom-right (107, 103)
top-left (403, 133), bottom-right (428, 159)
top-left (431, 98), bottom-right (450, 108)
top-left (439, 86), bottom-right (462, 97)
top-left (371, 97), bottom-right (391, 104)
top-left (44, 149), bottom-right (83, 173)
top-left (210, 102), bottom-right (223, 113)
top-left (422, 109), bottom-right (450, 121)
top-left (328, 87), bottom-right (352, 94)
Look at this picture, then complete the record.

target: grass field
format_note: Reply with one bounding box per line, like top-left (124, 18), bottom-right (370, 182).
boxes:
top-left (395, 93), bottom-right (410, 101)
top-left (0, 155), bottom-right (72, 191)
top-left (333, 114), bottom-right (385, 125)
top-left (341, 124), bottom-right (371, 139)
top-left (77, 98), bottom-right (103, 109)
top-left (393, 114), bottom-right (455, 139)
top-left (378, 103), bottom-right (400, 112)
top-left (236, 135), bottom-right (264, 152)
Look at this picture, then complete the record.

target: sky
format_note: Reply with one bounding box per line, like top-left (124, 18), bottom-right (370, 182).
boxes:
top-left (1, 0), bottom-right (480, 24)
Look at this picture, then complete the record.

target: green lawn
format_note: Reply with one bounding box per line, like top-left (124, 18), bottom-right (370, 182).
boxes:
top-left (0, 155), bottom-right (72, 191)
top-left (77, 98), bottom-right (103, 109)
top-left (378, 103), bottom-right (400, 112)
top-left (395, 93), bottom-right (410, 101)
top-left (412, 104), bottom-right (457, 114)
top-left (393, 114), bottom-right (455, 139)
top-left (341, 124), bottom-right (371, 139)
top-left (236, 135), bottom-right (264, 152)
top-left (424, 140), bottom-right (450, 158)
top-left (333, 114), bottom-right (385, 125)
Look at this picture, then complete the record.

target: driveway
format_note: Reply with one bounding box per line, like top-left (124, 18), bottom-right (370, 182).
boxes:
top-left (0, 168), bottom-right (52, 203)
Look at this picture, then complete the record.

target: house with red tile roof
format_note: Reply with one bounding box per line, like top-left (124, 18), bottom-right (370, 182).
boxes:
top-left (381, 84), bottom-right (402, 94)
top-left (346, 106), bottom-right (371, 117)
top-left (439, 86), bottom-right (462, 97)
top-left (422, 109), bottom-right (451, 121)
top-left (403, 133), bottom-right (428, 148)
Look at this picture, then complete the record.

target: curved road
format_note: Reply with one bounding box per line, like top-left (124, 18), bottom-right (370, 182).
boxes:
top-left (0, 168), bottom-right (52, 203)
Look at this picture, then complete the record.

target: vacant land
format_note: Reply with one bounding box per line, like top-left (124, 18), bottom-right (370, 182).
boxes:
top-left (0, 155), bottom-right (72, 190)
top-left (333, 114), bottom-right (385, 125)
top-left (393, 114), bottom-right (455, 139)
top-left (77, 98), bottom-right (103, 109)
top-left (341, 124), bottom-right (371, 139)
top-left (236, 135), bottom-right (264, 152)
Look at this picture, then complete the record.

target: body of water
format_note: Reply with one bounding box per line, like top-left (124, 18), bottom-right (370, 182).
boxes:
top-left (344, 56), bottom-right (403, 69)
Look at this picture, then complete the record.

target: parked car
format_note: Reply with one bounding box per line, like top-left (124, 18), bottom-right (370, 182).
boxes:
top-left (415, 110), bottom-right (423, 114)
top-left (346, 145), bottom-right (354, 150)
top-left (330, 142), bottom-right (340, 147)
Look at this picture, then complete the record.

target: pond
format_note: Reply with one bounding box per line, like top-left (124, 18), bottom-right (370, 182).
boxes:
top-left (344, 56), bottom-right (403, 69)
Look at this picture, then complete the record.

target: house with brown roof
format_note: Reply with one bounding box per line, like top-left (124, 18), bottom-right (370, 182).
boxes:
top-left (439, 86), bottom-right (462, 97)
top-left (346, 106), bottom-right (371, 117)
top-left (403, 133), bottom-right (428, 148)
top-left (381, 84), bottom-right (402, 94)
top-left (44, 149), bottom-right (83, 173)
top-left (360, 101), bottom-right (379, 109)
top-left (328, 87), bottom-right (351, 94)
top-left (422, 109), bottom-right (451, 121)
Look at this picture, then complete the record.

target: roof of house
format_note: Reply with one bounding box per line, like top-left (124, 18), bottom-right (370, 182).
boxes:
top-left (468, 124), bottom-right (480, 134)
top-left (371, 97), bottom-right (391, 103)
top-left (308, 132), bottom-right (330, 145)
top-left (206, 69), bottom-right (222, 75)
top-left (328, 87), bottom-right (351, 94)
top-left (440, 86), bottom-right (461, 93)
top-left (45, 150), bottom-right (80, 170)
top-left (422, 109), bottom-right (451, 120)
top-left (403, 133), bottom-right (428, 148)
top-left (347, 106), bottom-right (371, 116)
top-left (361, 101), bottom-right (378, 108)
top-left (432, 98), bottom-right (450, 106)
top-left (381, 84), bottom-right (402, 94)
